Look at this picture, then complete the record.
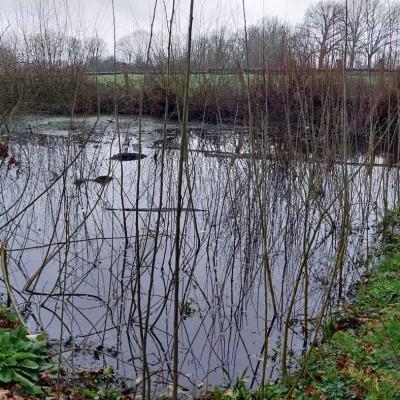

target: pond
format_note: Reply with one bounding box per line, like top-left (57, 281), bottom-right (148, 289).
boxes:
top-left (0, 114), bottom-right (396, 395)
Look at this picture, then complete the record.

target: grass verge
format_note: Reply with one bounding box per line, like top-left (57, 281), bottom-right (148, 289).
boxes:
top-left (288, 250), bottom-right (400, 399)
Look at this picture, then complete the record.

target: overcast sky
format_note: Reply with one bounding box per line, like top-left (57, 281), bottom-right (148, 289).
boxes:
top-left (2, 0), bottom-right (315, 49)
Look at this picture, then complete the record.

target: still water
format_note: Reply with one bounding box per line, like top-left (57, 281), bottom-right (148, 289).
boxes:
top-left (0, 114), bottom-right (395, 394)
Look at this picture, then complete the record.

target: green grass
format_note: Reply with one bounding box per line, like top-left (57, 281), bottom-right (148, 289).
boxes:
top-left (88, 73), bottom-right (144, 87)
top-left (86, 72), bottom-right (253, 90)
top-left (296, 252), bottom-right (400, 399)
top-left (87, 71), bottom-right (397, 90)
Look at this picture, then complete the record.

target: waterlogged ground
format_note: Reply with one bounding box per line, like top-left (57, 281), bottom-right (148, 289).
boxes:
top-left (0, 114), bottom-right (396, 395)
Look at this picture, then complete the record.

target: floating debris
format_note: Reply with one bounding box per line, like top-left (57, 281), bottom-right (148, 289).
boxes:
top-left (152, 136), bottom-right (178, 148)
top-left (92, 175), bottom-right (113, 185)
top-left (74, 175), bottom-right (113, 186)
top-left (7, 156), bottom-right (19, 168)
top-left (0, 143), bottom-right (20, 168)
top-left (0, 143), bottom-right (8, 158)
top-left (153, 127), bottom-right (209, 137)
top-left (153, 127), bottom-right (180, 136)
top-left (111, 152), bottom-right (147, 161)
top-left (73, 178), bottom-right (86, 186)
top-left (105, 207), bottom-right (206, 213)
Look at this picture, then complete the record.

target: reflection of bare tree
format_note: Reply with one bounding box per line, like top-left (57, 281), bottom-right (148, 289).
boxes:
top-left (0, 113), bottom-right (397, 395)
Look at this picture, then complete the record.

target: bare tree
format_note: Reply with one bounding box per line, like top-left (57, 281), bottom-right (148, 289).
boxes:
top-left (380, 0), bottom-right (400, 68)
top-left (240, 19), bottom-right (289, 69)
top-left (346, 0), bottom-right (367, 68)
top-left (362, 0), bottom-right (399, 68)
top-left (303, 1), bottom-right (344, 68)
top-left (291, 23), bottom-right (317, 67)
top-left (191, 27), bottom-right (235, 70)
top-left (85, 36), bottom-right (106, 71)
top-left (0, 42), bottom-right (17, 71)
top-left (117, 30), bottom-right (151, 69)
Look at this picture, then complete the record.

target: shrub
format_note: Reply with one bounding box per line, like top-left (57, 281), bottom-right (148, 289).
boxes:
top-left (0, 327), bottom-right (55, 395)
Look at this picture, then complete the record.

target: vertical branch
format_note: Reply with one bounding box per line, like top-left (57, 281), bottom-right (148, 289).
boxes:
top-left (135, 1), bottom-right (159, 398)
top-left (173, 1), bottom-right (195, 398)
top-left (0, 243), bottom-right (25, 327)
top-left (338, 0), bottom-right (350, 300)
top-left (111, 0), bottom-right (129, 375)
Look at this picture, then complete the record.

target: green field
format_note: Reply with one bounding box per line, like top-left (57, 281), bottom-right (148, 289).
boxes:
top-left (86, 70), bottom-right (395, 92)
top-left (87, 72), bottom-right (254, 89)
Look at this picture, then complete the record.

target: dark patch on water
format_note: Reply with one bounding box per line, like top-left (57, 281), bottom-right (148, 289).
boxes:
top-left (111, 152), bottom-right (147, 161)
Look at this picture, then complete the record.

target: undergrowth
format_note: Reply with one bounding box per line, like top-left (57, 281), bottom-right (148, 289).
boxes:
top-left (0, 307), bottom-right (133, 399)
top-left (0, 328), bottom-right (55, 395)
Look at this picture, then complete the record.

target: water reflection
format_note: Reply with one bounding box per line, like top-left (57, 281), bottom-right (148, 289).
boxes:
top-left (0, 114), bottom-right (397, 393)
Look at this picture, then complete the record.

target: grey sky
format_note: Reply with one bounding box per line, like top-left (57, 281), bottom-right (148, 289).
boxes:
top-left (2, 0), bottom-right (315, 49)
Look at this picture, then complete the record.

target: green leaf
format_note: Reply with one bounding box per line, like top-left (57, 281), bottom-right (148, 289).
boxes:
top-left (39, 362), bottom-right (55, 371)
top-left (14, 352), bottom-right (40, 360)
top-left (0, 367), bottom-right (12, 383)
top-left (17, 368), bottom-right (39, 382)
top-left (24, 385), bottom-right (43, 396)
top-left (19, 359), bottom-right (39, 370)
top-left (13, 370), bottom-right (37, 389)
top-left (3, 357), bottom-right (17, 366)
top-left (0, 327), bottom-right (55, 396)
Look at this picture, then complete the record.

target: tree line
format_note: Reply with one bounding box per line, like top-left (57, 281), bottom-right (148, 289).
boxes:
top-left (0, 0), bottom-right (400, 74)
